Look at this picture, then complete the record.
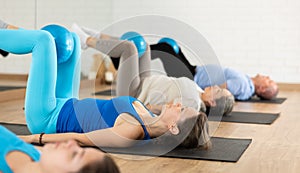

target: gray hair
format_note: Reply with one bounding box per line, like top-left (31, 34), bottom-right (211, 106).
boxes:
top-left (257, 85), bottom-right (279, 100)
top-left (222, 94), bottom-right (235, 115)
top-left (205, 94), bottom-right (235, 116)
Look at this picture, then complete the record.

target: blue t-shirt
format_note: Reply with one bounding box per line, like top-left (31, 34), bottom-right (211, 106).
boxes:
top-left (194, 64), bottom-right (255, 100)
top-left (0, 126), bottom-right (40, 173)
top-left (56, 96), bottom-right (153, 140)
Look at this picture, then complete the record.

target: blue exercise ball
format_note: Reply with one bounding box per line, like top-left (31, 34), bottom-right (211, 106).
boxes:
top-left (120, 31), bottom-right (147, 58)
top-left (41, 24), bottom-right (74, 64)
top-left (158, 37), bottom-right (179, 54)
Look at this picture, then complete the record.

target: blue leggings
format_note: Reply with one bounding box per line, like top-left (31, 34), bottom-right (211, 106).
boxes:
top-left (0, 29), bottom-right (81, 134)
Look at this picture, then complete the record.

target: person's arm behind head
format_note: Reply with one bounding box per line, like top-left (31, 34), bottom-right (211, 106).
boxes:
top-left (19, 115), bottom-right (144, 148)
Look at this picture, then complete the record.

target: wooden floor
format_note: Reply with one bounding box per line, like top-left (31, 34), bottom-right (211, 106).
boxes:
top-left (1, 79), bottom-right (300, 173)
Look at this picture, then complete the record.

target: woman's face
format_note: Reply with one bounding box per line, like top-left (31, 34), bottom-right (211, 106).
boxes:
top-left (160, 102), bottom-right (182, 125)
top-left (40, 140), bottom-right (105, 173)
top-left (160, 102), bottom-right (198, 129)
top-left (202, 86), bottom-right (232, 107)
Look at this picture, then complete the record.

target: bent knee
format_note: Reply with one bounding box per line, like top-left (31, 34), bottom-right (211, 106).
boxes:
top-left (35, 30), bottom-right (56, 46)
top-left (121, 40), bottom-right (138, 55)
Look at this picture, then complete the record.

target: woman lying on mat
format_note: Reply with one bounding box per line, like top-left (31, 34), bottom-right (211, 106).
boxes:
top-left (71, 23), bottom-right (234, 115)
top-left (0, 126), bottom-right (119, 173)
top-left (0, 20), bottom-right (119, 173)
top-left (0, 21), bottom-right (211, 151)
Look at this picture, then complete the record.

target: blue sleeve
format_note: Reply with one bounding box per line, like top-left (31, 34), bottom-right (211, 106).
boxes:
top-left (0, 126), bottom-right (40, 173)
top-left (194, 65), bottom-right (226, 89)
top-left (225, 68), bottom-right (254, 100)
top-left (226, 78), bottom-right (252, 100)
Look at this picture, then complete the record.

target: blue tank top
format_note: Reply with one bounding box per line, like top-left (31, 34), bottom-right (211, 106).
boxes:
top-left (0, 126), bottom-right (40, 173)
top-left (56, 96), bottom-right (153, 140)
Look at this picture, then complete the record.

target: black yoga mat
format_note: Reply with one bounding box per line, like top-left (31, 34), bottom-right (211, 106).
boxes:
top-left (237, 97), bottom-right (286, 104)
top-left (0, 86), bottom-right (25, 92)
top-left (0, 122), bottom-right (31, 135)
top-left (103, 137), bottom-right (251, 162)
top-left (94, 89), bottom-right (116, 96)
top-left (220, 111), bottom-right (280, 125)
top-left (0, 122), bottom-right (251, 162)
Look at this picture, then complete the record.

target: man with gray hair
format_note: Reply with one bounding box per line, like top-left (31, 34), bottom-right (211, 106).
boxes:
top-left (150, 42), bottom-right (279, 101)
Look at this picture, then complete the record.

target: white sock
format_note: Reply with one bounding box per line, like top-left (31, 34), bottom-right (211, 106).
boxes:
top-left (102, 55), bottom-right (111, 69)
top-left (81, 26), bottom-right (100, 38)
top-left (71, 23), bottom-right (89, 50)
top-left (105, 71), bottom-right (114, 83)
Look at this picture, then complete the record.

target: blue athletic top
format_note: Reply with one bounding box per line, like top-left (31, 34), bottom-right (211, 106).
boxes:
top-left (56, 96), bottom-right (153, 140)
top-left (0, 126), bottom-right (40, 173)
top-left (194, 64), bottom-right (255, 100)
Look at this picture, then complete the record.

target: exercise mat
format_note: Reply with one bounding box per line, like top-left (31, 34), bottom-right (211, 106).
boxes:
top-left (0, 86), bottom-right (25, 92)
top-left (220, 111), bottom-right (280, 125)
top-left (103, 137), bottom-right (251, 162)
top-left (1, 123), bottom-right (251, 162)
top-left (237, 97), bottom-right (286, 104)
top-left (94, 89), bottom-right (116, 96)
top-left (0, 122), bottom-right (31, 135)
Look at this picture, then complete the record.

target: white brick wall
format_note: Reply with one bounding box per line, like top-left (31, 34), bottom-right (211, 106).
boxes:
top-left (1, 0), bottom-right (300, 83)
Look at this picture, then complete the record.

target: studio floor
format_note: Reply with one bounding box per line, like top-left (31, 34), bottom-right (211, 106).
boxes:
top-left (1, 78), bottom-right (300, 173)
